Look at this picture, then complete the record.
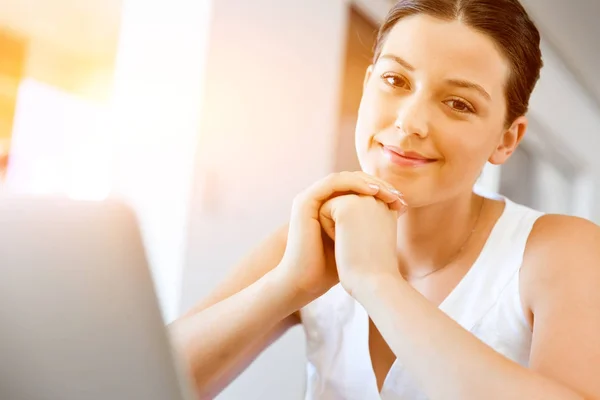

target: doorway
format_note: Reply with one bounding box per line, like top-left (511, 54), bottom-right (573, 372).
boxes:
top-left (333, 6), bottom-right (378, 172)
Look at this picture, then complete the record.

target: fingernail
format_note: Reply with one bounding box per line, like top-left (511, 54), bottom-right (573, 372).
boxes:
top-left (390, 188), bottom-right (402, 197)
top-left (368, 183), bottom-right (380, 191)
top-left (390, 189), bottom-right (407, 206)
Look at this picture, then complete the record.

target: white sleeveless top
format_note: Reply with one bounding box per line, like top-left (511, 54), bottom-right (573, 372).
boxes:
top-left (300, 197), bottom-right (544, 400)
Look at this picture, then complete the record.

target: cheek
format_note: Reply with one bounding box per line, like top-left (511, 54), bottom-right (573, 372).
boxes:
top-left (355, 90), bottom-right (396, 148)
top-left (354, 120), bottom-right (372, 172)
top-left (354, 98), bottom-right (375, 159)
top-left (437, 127), bottom-right (493, 176)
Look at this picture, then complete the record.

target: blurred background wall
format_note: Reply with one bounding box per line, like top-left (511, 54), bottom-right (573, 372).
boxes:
top-left (0, 0), bottom-right (599, 399)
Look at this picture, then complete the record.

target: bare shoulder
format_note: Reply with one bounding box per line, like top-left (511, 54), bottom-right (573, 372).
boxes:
top-left (524, 213), bottom-right (600, 266)
top-left (521, 213), bottom-right (600, 315)
top-left (520, 214), bottom-right (600, 396)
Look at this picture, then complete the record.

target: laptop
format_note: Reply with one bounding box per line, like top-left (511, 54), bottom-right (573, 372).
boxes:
top-left (0, 197), bottom-right (195, 400)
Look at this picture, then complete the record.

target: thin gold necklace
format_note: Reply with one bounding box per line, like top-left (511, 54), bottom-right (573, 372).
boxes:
top-left (403, 197), bottom-right (486, 281)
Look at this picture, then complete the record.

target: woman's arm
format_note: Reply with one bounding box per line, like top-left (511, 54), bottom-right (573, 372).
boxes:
top-left (169, 171), bottom-right (403, 398)
top-left (168, 224), bottom-right (301, 399)
top-left (521, 215), bottom-right (600, 399)
top-left (357, 276), bottom-right (583, 400)
top-left (353, 215), bottom-right (600, 400)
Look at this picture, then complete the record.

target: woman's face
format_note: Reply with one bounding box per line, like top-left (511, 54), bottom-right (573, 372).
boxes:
top-left (356, 14), bottom-right (526, 206)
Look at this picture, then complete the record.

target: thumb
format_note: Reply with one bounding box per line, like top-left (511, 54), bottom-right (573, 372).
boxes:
top-left (318, 200), bottom-right (336, 240)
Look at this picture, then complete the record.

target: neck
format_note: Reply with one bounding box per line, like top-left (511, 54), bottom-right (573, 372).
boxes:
top-left (396, 191), bottom-right (483, 278)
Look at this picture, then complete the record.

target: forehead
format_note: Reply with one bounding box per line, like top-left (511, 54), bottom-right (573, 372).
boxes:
top-left (379, 14), bottom-right (510, 100)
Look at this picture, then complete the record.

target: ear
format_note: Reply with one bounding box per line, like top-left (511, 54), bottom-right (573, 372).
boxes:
top-left (363, 65), bottom-right (374, 90)
top-left (488, 115), bottom-right (528, 165)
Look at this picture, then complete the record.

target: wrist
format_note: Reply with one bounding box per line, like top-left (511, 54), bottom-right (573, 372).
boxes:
top-left (264, 266), bottom-right (313, 314)
top-left (351, 270), bottom-right (405, 305)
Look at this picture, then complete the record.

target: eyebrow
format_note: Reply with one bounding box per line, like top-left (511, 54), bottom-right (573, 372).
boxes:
top-left (379, 54), bottom-right (415, 71)
top-left (378, 53), bottom-right (492, 101)
top-left (445, 79), bottom-right (491, 101)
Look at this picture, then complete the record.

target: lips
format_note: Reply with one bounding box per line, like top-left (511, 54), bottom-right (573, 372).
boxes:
top-left (381, 145), bottom-right (437, 167)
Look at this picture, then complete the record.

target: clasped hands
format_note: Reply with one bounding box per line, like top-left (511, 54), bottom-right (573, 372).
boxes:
top-left (277, 171), bottom-right (407, 306)
top-left (319, 187), bottom-right (405, 299)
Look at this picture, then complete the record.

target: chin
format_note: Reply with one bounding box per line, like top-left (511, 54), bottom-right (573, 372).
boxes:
top-left (371, 165), bottom-right (416, 193)
top-left (365, 161), bottom-right (418, 184)
top-left (363, 164), bottom-right (435, 205)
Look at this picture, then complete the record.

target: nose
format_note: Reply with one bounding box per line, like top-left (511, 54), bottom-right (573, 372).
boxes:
top-left (394, 95), bottom-right (430, 139)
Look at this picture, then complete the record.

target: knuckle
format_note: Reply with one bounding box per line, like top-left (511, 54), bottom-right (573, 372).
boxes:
top-left (337, 194), bottom-right (362, 212)
top-left (360, 195), bottom-right (379, 208)
top-left (324, 172), bottom-right (339, 184)
top-left (355, 171), bottom-right (370, 180)
top-left (346, 170), bottom-right (365, 183)
top-left (315, 173), bottom-right (336, 190)
top-left (292, 192), bottom-right (307, 209)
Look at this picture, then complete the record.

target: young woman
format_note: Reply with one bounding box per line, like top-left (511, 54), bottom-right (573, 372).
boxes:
top-left (169, 1), bottom-right (600, 399)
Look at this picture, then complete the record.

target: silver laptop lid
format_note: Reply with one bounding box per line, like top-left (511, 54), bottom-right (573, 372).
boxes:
top-left (0, 197), bottom-right (194, 400)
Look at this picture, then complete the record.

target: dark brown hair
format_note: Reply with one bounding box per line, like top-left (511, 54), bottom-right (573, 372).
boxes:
top-left (374, 0), bottom-right (543, 126)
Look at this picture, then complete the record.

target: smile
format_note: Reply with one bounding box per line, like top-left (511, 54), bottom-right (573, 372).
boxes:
top-left (380, 145), bottom-right (437, 167)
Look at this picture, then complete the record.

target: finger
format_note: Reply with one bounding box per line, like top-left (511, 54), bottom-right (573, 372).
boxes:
top-left (293, 173), bottom-right (379, 221)
top-left (298, 172), bottom-right (378, 208)
top-left (319, 201), bottom-right (336, 240)
top-left (294, 171), bottom-right (406, 221)
top-left (354, 171), bottom-right (406, 206)
top-left (389, 198), bottom-right (408, 213)
top-left (354, 171), bottom-right (401, 196)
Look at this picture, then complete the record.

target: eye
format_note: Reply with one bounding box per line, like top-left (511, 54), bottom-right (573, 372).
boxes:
top-left (444, 98), bottom-right (476, 114)
top-left (381, 73), bottom-right (410, 90)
